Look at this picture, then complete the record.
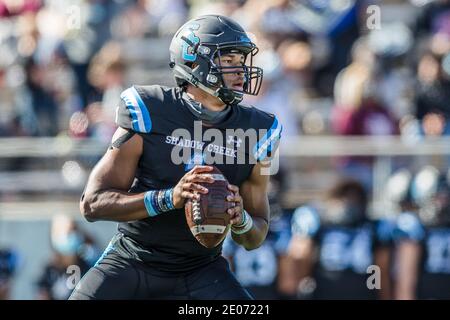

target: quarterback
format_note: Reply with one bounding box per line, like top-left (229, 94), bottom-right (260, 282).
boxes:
top-left (70, 15), bottom-right (282, 300)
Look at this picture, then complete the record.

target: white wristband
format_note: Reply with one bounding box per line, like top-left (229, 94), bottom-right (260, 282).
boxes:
top-left (231, 210), bottom-right (253, 235)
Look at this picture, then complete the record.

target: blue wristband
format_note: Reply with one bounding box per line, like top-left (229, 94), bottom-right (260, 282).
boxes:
top-left (144, 188), bottom-right (175, 217)
top-left (144, 191), bottom-right (158, 217)
top-left (164, 188), bottom-right (175, 210)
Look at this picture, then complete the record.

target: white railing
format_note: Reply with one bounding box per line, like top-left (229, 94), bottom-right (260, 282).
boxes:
top-left (1, 135), bottom-right (449, 218)
top-left (1, 135), bottom-right (449, 157)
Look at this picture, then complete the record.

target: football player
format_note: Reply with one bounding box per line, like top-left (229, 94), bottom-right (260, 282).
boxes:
top-left (286, 179), bottom-right (395, 299)
top-left (37, 215), bottom-right (97, 300)
top-left (70, 15), bottom-right (282, 300)
top-left (394, 166), bottom-right (450, 299)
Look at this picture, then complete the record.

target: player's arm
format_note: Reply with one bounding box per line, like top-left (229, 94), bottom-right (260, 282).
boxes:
top-left (374, 246), bottom-right (393, 300)
top-left (227, 162), bottom-right (270, 250)
top-left (394, 240), bottom-right (421, 299)
top-left (281, 235), bottom-right (316, 298)
top-left (393, 213), bottom-right (424, 299)
top-left (280, 205), bottom-right (320, 298)
top-left (80, 127), bottom-right (149, 222)
top-left (80, 127), bottom-right (213, 222)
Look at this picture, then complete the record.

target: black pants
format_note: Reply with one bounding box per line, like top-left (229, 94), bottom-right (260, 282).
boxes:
top-left (69, 239), bottom-right (252, 300)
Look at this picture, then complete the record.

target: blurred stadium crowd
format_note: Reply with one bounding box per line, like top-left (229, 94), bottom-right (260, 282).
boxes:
top-left (0, 0), bottom-right (450, 299)
top-left (0, 0), bottom-right (449, 141)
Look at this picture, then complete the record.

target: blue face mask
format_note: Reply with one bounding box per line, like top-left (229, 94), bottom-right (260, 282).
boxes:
top-left (53, 232), bottom-right (83, 256)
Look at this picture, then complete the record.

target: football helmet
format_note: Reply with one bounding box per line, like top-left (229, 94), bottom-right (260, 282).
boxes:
top-left (169, 15), bottom-right (263, 105)
top-left (411, 166), bottom-right (450, 226)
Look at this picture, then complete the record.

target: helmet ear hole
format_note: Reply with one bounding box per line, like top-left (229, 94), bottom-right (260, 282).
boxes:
top-left (206, 74), bottom-right (219, 84)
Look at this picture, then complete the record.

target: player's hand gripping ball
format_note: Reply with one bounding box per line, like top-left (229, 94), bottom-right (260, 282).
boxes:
top-left (184, 166), bottom-right (234, 248)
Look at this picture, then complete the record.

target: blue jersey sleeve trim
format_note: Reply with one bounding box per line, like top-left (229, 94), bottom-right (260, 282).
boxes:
top-left (253, 117), bottom-right (282, 162)
top-left (375, 218), bottom-right (396, 244)
top-left (120, 86), bottom-right (152, 133)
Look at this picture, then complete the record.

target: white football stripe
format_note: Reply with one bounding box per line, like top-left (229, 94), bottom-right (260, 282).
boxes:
top-left (211, 174), bottom-right (226, 181)
top-left (190, 225), bottom-right (227, 236)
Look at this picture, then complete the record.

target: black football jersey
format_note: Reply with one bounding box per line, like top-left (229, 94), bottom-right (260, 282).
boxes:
top-left (395, 212), bottom-right (450, 299)
top-left (291, 205), bottom-right (396, 299)
top-left (113, 85), bottom-right (282, 274)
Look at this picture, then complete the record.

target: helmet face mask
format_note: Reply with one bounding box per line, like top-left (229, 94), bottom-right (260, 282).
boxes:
top-left (169, 15), bottom-right (263, 105)
top-left (211, 45), bottom-right (263, 95)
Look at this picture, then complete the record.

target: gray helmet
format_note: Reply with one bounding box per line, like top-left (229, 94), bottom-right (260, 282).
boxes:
top-left (169, 15), bottom-right (263, 105)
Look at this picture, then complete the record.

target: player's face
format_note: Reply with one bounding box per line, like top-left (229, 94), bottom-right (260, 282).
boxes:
top-left (216, 53), bottom-right (245, 91)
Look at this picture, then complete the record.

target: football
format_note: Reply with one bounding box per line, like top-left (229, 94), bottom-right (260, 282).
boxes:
top-left (185, 166), bottom-right (234, 248)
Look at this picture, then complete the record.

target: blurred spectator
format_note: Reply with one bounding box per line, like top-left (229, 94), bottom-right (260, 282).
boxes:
top-left (287, 0), bottom-right (364, 96)
top-left (334, 93), bottom-right (398, 137)
top-left (0, 0), bottom-right (42, 17)
top-left (286, 178), bottom-right (395, 299)
top-left (393, 166), bottom-right (450, 299)
top-left (414, 0), bottom-right (450, 39)
top-left (257, 0), bottom-right (306, 43)
top-left (0, 248), bottom-right (19, 300)
top-left (245, 43), bottom-right (301, 139)
top-left (111, 0), bottom-right (187, 39)
top-left (332, 38), bottom-right (399, 188)
top-left (23, 58), bottom-right (59, 136)
top-left (85, 41), bottom-right (126, 141)
top-left (36, 215), bottom-right (100, 300)
top-left (110, 0), bottom-right (154, 40)
top-left (333, 37), bottom-right (374, 113)
top-left (415, 49), bottom-right (450, 136)
top-left (368, 22), bottom-right (415, 121)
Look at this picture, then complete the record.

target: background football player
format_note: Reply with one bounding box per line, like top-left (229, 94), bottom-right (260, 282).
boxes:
top-left (286, 178), bottom-right (395, 299)
top-left (393, 166), bottom-right (450, 300)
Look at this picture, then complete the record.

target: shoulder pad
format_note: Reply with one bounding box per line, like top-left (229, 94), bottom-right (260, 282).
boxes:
top-left (375, 218), bottom-right (397, 244)
top-left (394, 212), bottom-right (425, 242)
